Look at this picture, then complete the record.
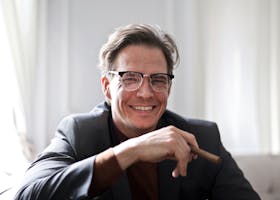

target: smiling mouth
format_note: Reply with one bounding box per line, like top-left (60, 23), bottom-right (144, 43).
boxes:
top-left (132, 106), bottom-right (154, 111)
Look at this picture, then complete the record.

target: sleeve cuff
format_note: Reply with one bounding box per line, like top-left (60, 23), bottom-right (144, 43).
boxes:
top-left (88, 148), bottom-right (124, 197)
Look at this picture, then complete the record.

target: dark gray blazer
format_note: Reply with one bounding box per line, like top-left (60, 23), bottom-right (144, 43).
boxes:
top-left (14, 102), bottom-right (260, 200)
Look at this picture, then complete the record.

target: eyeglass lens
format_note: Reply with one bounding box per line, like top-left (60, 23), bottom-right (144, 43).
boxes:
top-left (121, 71), bottom-right (171, 92)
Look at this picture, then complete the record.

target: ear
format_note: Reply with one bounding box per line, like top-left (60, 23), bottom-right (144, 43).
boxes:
top-left (101, 75), bottom-right (112, 102)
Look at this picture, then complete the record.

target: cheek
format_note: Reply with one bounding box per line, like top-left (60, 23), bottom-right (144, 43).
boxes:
top-left (110, 82), bottom-right (130, 104)
top-left (109, 80), bottom-right (122, 97)
top-left (158, 92), bottom-right (169, 103)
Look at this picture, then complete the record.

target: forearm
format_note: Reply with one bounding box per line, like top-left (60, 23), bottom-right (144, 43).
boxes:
top-left (14, 155), bottom-right (95, 200)
top-left (88, 148), bottom-right (124, 197)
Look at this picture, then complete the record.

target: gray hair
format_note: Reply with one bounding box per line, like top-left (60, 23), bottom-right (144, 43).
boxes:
top-left (98, 24), bottom-right (179, 75)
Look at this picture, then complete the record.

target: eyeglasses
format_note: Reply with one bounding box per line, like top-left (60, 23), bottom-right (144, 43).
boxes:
top-left (107, 71), bottom-right (174, 92)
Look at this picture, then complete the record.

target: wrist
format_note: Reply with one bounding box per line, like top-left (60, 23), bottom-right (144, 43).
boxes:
top-left (112, 140), bottom-right (138, 170)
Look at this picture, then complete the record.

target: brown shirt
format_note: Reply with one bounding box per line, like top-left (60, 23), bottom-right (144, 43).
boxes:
top-left (127, 161), bottom-right (158, 200)
top-left (89, 123), bottom-right (159, 199)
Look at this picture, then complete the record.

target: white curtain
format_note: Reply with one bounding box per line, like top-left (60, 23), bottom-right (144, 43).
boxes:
top-left (31, 0), bottom-right (279, 155)
top-left (170, 0), bottom-right (280, 155)
top-left (0, 0), bottom-right (37, 162)
top-left (3, 0), bottom-right (277, 157)
top-left (0, 5), bottom-right (25, 189)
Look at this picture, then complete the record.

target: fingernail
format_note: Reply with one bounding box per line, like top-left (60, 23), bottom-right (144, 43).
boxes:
top-left (172, 170), bottom-right (178, 178)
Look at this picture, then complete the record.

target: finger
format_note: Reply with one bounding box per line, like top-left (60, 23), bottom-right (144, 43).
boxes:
top-left (175, 129), bottom-right (199, 157)
top-left (173, 136), bottom-right (192, 177)
top-left (179, 130), bottom-right (199, 147)
top-left (167, 126), bottom-right (198, 163)
top-left (174, 153), bottom-right (187, 177)
top-left (191, 152), bottom-right (198, 160)
top-left (172, 167), bottom-right (179, 178)
top-left (172, 158), bottom-right (189, 178)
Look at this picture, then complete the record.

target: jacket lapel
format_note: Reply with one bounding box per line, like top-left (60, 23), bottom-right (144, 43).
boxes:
top-left (158, 160), bottom-right (181, 200)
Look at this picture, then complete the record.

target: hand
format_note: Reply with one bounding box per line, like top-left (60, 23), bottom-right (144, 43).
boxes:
top-left (113, 125), bottom-right (198, 177)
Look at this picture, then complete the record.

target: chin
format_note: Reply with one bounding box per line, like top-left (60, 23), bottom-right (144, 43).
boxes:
top-left (131, 122), bottom-right (157, 133)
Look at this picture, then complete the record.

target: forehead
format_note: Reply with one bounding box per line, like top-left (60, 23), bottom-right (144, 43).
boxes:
top-left (113, 45), bottom-right (168, 73)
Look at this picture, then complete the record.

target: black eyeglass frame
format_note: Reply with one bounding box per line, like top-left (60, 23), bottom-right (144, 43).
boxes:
top-left (107, 70), bottom-right (174, 92)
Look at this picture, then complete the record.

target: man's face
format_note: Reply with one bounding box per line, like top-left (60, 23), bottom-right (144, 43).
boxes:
top-left (102, 45), bottom-right (171, 138)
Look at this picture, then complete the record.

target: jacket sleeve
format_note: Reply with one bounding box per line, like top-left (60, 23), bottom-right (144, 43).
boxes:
top-left (14, 116), bottom-right (95, 200)
top-left (178, 118), bottom-right (261, 199)
top-left (210, 123), bottom-right (261, 200)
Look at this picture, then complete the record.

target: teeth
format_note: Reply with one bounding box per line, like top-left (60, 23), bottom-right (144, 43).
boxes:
top-left (134, 106), bottom-right (153, 111)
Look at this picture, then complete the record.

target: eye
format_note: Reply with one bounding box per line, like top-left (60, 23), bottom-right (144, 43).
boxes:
top-left (122, 72), bottom-right (141, 84)
top-left (151, 74), bottom-right (169, 84)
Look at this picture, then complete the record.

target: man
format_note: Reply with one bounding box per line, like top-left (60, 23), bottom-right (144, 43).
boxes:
top-left (15, 24), bottom-right (260, 199)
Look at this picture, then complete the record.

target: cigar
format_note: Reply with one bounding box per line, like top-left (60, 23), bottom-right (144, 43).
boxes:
top-left (190, 144), bottom-right (222, 164)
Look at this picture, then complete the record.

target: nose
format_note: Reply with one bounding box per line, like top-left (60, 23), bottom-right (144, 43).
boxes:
top-left (136, 77), bottom-right (154, 98)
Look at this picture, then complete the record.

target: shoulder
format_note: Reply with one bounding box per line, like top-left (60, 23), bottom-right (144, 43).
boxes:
top-left (57, 102), bottom-right (111, 134)
top-left (162, 109), bottom-right (218, 130)
top-left (58, 101), bottom-right (111, 138)
top-left (53, 101), bottom-right (112, 158)
top-left (64, 101), bottom-right (110, 124)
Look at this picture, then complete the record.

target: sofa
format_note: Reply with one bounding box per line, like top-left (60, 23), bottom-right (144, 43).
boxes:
top-left (234, 154), bottom-right (280, 200)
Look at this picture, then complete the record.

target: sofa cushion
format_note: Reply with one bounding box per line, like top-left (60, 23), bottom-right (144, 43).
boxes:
top-left (234, 154), bottom-right (280, 200)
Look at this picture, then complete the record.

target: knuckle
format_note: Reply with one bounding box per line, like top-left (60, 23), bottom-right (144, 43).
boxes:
top-left (179, 156), bottom-right (188, 167)
top-left (181, 153), bottom-right (188, 162)
top-left (166, 137), bottom-right (177, 147)
top-left (188, 133), bottom-right (196, 143)
top-left (166, 125), bottom-right (177, 132)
